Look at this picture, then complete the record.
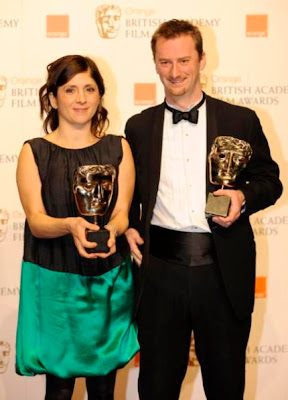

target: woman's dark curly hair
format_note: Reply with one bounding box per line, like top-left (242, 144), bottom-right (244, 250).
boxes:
top-left (39, 55), bottom-right (109, 138)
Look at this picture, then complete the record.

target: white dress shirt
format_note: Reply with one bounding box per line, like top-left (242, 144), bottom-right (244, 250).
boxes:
top-left (151, 99), bottom-right (211, 233)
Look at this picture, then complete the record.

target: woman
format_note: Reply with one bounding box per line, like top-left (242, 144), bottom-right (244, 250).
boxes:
top-left (15, 55), bottom-right (139, 400)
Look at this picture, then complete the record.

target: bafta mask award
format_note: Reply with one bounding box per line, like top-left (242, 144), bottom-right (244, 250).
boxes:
top-left (205, 136), bottom-right (252, 217)
top-left (73, 164), bottom-right (116, 253)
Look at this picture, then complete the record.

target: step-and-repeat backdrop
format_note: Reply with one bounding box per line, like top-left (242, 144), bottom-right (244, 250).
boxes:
top-left (1, 0), bottom-right (287, 399)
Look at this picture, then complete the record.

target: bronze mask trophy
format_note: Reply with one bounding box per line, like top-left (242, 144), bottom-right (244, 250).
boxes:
top-left (73, 164), bottom-right (116, 253)
top-left (205, 136), bottom-right (252, 217)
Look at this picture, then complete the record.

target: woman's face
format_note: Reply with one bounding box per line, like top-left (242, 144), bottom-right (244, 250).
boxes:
top-left (49, 70), bottom-right (100, 129)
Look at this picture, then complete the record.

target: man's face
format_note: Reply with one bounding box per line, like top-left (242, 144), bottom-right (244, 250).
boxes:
top-left (155, 34), bottom-right (206, 106)
top-left (209, 136), bottom-right (252, 187)
top-left (73, 165), bottom-right (115, 217)
top-left (0, 341), bottom-right (10, 373)
top-left (0, 76), bottom-right (7, 107)
top-left (97, 7), bottom-right (121, 38)
top-left (0, 210), bottom-right (9, 241)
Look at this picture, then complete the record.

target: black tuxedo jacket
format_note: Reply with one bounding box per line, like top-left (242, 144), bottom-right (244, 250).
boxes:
top-left (125, 94), bottom-right (282, 320)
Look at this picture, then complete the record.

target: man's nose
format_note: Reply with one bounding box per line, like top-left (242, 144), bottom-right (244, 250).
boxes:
top-left (170, 63), bottom-right (180, 78)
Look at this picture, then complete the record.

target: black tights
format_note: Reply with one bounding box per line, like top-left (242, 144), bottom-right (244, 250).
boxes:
top-left (45, 370), bottom-right (116, 400)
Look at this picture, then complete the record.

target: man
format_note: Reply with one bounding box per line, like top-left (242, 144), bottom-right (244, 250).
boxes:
top-left (125, 19), bottom-right (282, 400)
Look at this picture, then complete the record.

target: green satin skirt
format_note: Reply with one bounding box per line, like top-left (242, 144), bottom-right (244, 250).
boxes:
top-left (16, 256), bottom-right (139, 378)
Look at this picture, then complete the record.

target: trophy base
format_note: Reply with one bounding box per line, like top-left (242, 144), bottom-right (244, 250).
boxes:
top-left (205, 192), bottom-right (231, 217)
top-left (86, 229), bottom-right (110, 253)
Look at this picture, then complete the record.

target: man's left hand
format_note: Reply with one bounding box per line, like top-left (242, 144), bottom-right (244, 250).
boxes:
top-left (212, 189), bottom-right (245, 228)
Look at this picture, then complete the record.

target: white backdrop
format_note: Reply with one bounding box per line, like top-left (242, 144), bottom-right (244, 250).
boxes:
top-left (0, 1), bottom-right (287, 399)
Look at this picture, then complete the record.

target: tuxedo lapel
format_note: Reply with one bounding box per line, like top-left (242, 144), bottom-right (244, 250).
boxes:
top-left (147, 103), bottom-right (165, 223)
top-left (206, 96), bottom-right (219, 194)
top-left (206, 95), bottom-right (219, 158)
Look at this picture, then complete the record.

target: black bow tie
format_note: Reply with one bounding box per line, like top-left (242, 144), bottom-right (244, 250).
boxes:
top-left (165, 93), bottom-right (206, 124)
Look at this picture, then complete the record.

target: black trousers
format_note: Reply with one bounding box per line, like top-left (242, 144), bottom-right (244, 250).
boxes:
top-left (45, 370), bottom-right (116, 400)
top-left (138, 255), bottom-right (251, 400)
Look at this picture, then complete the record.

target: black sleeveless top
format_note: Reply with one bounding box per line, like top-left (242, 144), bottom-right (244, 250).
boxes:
top-left (23, 135), bottom-right (130, 276)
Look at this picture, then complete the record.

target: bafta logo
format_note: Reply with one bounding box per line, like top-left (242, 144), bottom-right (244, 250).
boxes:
top-left (95, 5), bottom-right (121, 39)
top-left (0, 76), bottom-right (7, 108)
top-left (0, 340), bottom-right (10, 374)
top-left (0, 209), bottom-right (9, 242)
